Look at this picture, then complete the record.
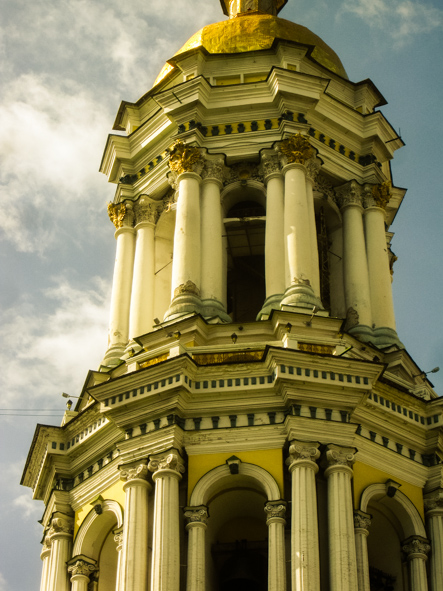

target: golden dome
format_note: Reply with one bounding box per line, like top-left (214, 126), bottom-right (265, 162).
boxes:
top-left (154, 14), bottom-right (347, 86)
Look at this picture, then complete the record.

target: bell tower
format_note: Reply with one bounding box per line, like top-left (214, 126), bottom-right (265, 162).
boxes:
top-left (22, 2), bottom-right (443, 591)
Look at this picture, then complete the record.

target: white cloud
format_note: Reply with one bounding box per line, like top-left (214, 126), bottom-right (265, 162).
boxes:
top-left (0, 572), bottom-right (8, 591)
top-left (0, 276), bottom-right (110, 409)
top-left (13, 492), bottom-right (43, 519)
top-left (340, 0), bottom-right (443, 46)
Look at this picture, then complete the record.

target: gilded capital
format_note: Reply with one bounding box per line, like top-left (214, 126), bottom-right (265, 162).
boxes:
top-left (264, 500), bottom-right (287, 523)
top-left (168, 140), bottom-right (203, 175)
top-left (184, 506), bottom-right (209, 526)
top-left (119, 463), bottom-right (150, 483)
top-left (108, 202), bottom-right (126, 229)
top-left (148, 451), bottom-right (186, 476)
top-left (280, 133), bottom-right (314, 166)
top-left (402, 536), bottom-right (431, 559)
top-left (371, 181), bottom-right (392, 210)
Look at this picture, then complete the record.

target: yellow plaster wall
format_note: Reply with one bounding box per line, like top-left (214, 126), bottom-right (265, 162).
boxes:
top-left (74, 480), bottom-right (125, 536)
top-left (353, 461), bottom-right (424, 519)
top-left (188, 448), bottom-right (284, 502)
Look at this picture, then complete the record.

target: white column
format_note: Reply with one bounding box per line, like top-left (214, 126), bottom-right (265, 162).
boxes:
top-left (119, 463), bottom-right (152, 591)
top-left (184, 506), bottom-right (209, 591)
top-left (280, 134), bottom-right (321, 310)
top-left (258, 153), bottom-right (285, 318)
top-left (264, 501), bottom-right (287, 591)
top-left (354, 510), bottom-right (371, 591)
top-left (286, 441), bottom-right (321, 591)
top-left (149, 451), bottom-right (186, 591)
top-left (104, 202), bottom-right (136, 365)
top-left (363, 184), bottom-right (399, 347)
top-left (425, 491), bottom-right (443, 591)
top-left (402, 536), bottom-right (431, 591)
top-left (164, 140), bottom-right (204, 320)
top-left (39, 537), bottom-right (51, 591)
top-left (46, 516), bottom-right (74, 591)
top-left (129, 197), bottom-right (157, 340)
top-left (336, 182), bottom-right (372, 341)
top-left (200, 159), bottom-right (230, 321)
top-left (114, 528), bottom-right (124, 591)
top-left (324, 445), bottom-right (358, 591)
top-left (305, 159), bottom-right (321, 300)
top-left (68, 558), bottom-right (98, 591)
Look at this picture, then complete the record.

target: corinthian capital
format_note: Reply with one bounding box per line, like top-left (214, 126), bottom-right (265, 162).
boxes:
top-left (286, 440), bottom-right (320, 470)
top-left (335, 180), bottom-right (363, 209)
top-left (134, 195), bottom-right (158, 225)
top-left (201, 157), bottom-right (226, 185)
top-left (305, 156), bottom-right (322, 183)
top-left (168, 140), bottom-right (204, 175)
top-left (119, 463), bottom-right (150, 483)
top-left (402, 536), bottom-right (431, 559)
top-left (325, 444), bottom-right (356, 471)
top-left (49, 516), bottom-right (74, 537)
top-left (354, 510), bottom-right (372, 531)
top-left (184, 506), bottom-right (209, 526)
top-left (280, 133), bottom-right (314, 166)
top-left (108, 201), bottom-right (134, 229)
top-left (148, 450), bottom-right (186, 476)
top-left (261, 153), bottom-right (281, 179)
top-left (68, 559), bottom-right (98, 578)
top-left (424, 489), bottom-right (443, 513)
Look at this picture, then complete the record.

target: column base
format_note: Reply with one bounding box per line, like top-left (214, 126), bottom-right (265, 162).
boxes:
top-left (200, 299), bottom-right (231, 323)
top-left (164, 293), bottom-right (202, 322)
top-left (280, 283), bottom-right (323, 310)
top-left (101, 343), bottom-right (127, 368)
top-left (372, 326), bottom-right (404, 349)
top-left (347, 324), bottom-right (374, 343)
top-left (256, 294), bottom-right (285, 320)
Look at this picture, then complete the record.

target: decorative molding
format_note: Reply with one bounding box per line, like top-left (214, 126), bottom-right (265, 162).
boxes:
top-left (402, 536), bottom-right (431, 559)
top-left (354, 510), bottom-right (372, 531)
top-left (119, 463), bottom-right (149, 483)
top-left (226, 162), bottom-right (263, 186)
top-left (201, 158), bottom-right (225, 184)
top-left (173, 280), bottom-right (200, 299)
top-left (184, 505), bottom-right (209, 526)
top-left (148, 451), bottom-right (186, 476)
top-left (168, 140), bottom-right (203, 175)
top-left (264, 500), bottom-right (287, 522)
top-left (371, 181), bottom-right (392, 210)
top-left (280, 133), bottom-right (314, 165)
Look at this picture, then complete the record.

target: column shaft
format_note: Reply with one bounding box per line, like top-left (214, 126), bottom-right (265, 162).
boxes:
top-left (120, 465), bottom-right (151, 591)
top-left (364, 207), bottom-right (395, 329)
top-left (325, 446), bottom-right (358, 591)
top-left (200, 176), bottom-right (229, 320)
top-left (39, 546), bottom-right (51, 591)
top-left (70, 574), bottom-right (90, 591)
top-left (47, 535), bottom-right (72, 591)
top-left (427, 512), bottom-right (443, 591)
top-left (107, 226), bottom-right (136, 355)
top-left (265, 502), bottom-right (287, 591)
top-left (184, 507), bottom-right (209, 591)
top-left (306, 178), bottom-right (321, 299)
top-left (354, 511), bottom-right (371, 591)
top-left (265, 173), bottom-right (285, 300)
top-left (129, 220), bottom-right (155, 339)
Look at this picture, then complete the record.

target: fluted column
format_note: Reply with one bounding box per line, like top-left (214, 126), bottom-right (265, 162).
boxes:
top-left (336, 181), bottom-right (372, 341)
top-left (280, 134), bottom-right (322, 310)
top-left (402, 536), bottom-right (431, 591)
top-left (363, 183), bottom-right (400, 347)
top-left (39, 536), bottom-right (51, 591)
top-left (165, 140), bottom-right (204, 320)
top-left (200, 158), bottom-right (230, 321)
top-left (354, 510), bottom-right (371, 591)
top-left (425, 491), bottom-right (443, 591)
top-left (184, 506), bottom-right (209, 591)
top-left (129, 196), bottom-right (158, 340)
top-left (119, 463), bottom-right (151, 591)
top-left (149, 450), bottom-right (186, 591)
top-left (324, 445), bottom-right (358, 591)
top-left (258, 152), bottom-right (285, 318)
top-left (286, 441), bottom-right (321, 591)
top-left (46, 516), bottom-right (74, 591)
top-left (104, 202), bottom-right (136, 365)
top-left (114, 527), bottom-right (124, 591)
top-left (265, 501), bottom-right (287, 591)
top-left (68, 558), bottom-right (98, 591)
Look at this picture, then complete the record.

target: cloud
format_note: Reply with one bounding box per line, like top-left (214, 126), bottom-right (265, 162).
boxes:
top-left (0, 572), bottom-right (7, 591)
top-left (340, 0), bottom-right (443, 46)
top-left (0, 275), bottom-right (110, 409)
top-left (13, 492), bottom-right (43, 519)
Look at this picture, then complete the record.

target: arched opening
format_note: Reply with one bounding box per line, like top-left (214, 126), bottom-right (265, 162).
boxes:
top-left (98, 528), bottom-right (119, 591)
top-left (224, 190), bottom-right (266, 322)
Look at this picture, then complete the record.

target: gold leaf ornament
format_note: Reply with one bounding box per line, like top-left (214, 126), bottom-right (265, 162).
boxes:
top-left (108, 202), bottom-right (127, 229)
top-left (168, 140), bottom-right (201, 174)
top-left (372, 181), bottom-right (392, 210)
top-left (281, 133), bottom-right (314, 165)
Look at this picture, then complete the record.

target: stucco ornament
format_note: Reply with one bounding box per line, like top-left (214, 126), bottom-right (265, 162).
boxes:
top-left (49, 516), bottom-right (74, 536)
top-left (168, 140), bottom-right (202, 175)
top-left (120, 463), bottom-right (149, 483)
top-left (402, 536), bottom-right (431, 559)
top-left (287, 442), bottom-right (320, 465)
top-left (148, 452), bottom-right (185, 475)
top-left (354, 511), bottom-right (372, 531)
top-left (264, 501), bottom-right (287, 521)
top-left (68, 560), bottom-right (98, 577)
top-left (372, 181), bottom-right (392, 209)
top-left (108, 202), bottom-right (126, 229)
top-left (280, 133), bottom-right (314, 165)
top-left (184, 506), bottom-right (209, 525)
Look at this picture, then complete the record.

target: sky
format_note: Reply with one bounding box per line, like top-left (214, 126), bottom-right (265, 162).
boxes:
top-left (0, 0), bottom-right (442, 588)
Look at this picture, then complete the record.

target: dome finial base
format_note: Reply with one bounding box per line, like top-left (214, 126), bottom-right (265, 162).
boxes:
top-left (220, 0), bottom-right (288, 19)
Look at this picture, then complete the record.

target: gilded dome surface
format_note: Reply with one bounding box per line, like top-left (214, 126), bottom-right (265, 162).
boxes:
top-left (155, 14), bottom-right (347, 86)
